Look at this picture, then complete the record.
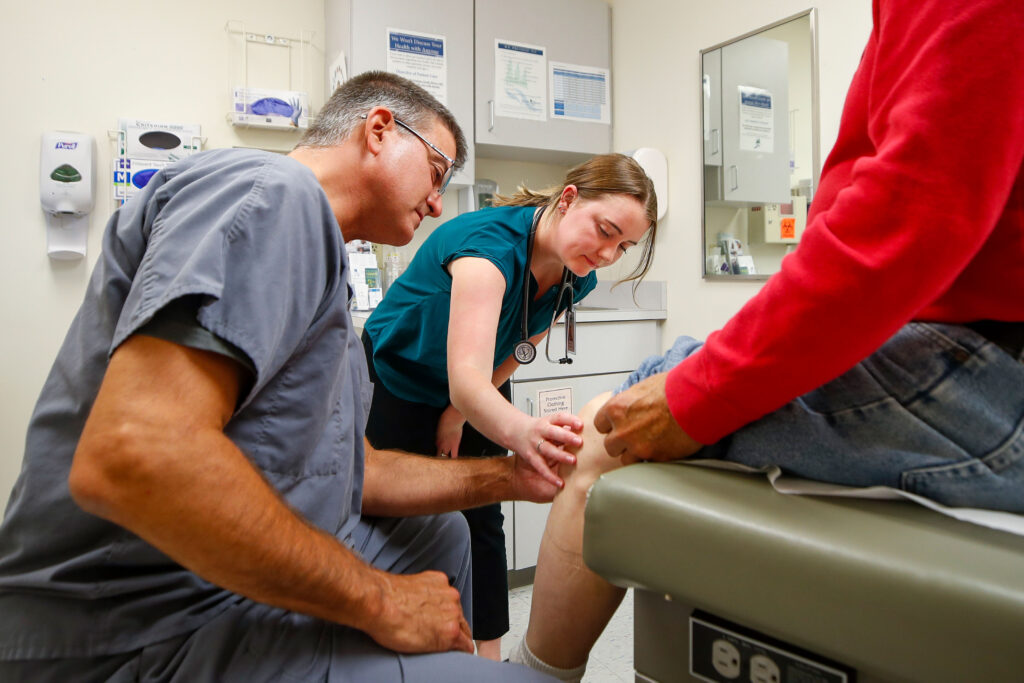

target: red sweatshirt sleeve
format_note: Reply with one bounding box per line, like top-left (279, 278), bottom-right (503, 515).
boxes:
top-left (667, 0), bottom-right (1024, 445)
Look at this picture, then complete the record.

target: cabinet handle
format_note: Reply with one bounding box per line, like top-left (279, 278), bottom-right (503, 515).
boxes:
top-left (489, 100), bottom-right (495, 132)
top-left (525, 397), bottom-right (534, 416)
top-left (712, 129), bottom-right (720, 155)
top-left (729, 165), bottom-right (739, 191)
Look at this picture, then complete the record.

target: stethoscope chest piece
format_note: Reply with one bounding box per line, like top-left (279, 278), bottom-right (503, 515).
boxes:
top-left (516, 206), bottom-right (577, 366)
top-left (514, 340), bottom-right (537, 364)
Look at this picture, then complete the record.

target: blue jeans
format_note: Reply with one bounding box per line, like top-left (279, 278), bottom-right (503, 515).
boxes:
top-left (619, 322), bottom-right (1024, 513)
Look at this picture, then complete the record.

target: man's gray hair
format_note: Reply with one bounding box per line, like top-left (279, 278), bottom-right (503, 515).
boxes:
top-left (296, 71), bottom-right (467, 170)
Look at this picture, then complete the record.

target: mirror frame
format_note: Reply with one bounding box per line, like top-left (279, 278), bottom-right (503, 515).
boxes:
top-left (700, 8), bottom-right (821, 281)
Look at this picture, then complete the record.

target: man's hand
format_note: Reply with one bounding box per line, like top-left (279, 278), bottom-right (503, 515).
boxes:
top-left (592, 372), bottom-right (703, 464)
top-left (362, 569), bottom-right (473, 654)
top-left (510, 454), bottom-right (561, 504)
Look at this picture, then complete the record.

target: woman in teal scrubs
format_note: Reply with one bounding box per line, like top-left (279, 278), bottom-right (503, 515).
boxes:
top-left (362, 153), bottom-right (658, 659)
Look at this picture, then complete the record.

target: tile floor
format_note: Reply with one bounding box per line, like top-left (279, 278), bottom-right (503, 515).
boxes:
top-left (500, 584), bottom-right (635, 682)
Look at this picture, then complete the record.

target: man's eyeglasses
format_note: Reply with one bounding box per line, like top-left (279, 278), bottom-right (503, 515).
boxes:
top-left (394, 119), bottom-right (455, 195)
top-left (361, 114), bottom-right (455, 195)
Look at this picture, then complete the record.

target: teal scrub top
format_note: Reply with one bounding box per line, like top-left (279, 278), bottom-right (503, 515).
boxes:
top-left (364, 205), bottom-right (596, 407)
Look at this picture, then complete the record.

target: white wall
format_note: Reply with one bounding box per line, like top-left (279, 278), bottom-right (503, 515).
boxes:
top-left (0, 0), bottom-right (872, 512)
top-left (609, 0), bottom-right (872, 343)
top-left (0, 0), bottom-right (326, 511)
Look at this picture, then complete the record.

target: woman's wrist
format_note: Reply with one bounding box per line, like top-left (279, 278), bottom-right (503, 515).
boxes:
top-left (503, 410), bottom-right (534, 453)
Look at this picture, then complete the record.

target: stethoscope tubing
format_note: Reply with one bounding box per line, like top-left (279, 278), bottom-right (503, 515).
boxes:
top-left (514, 207), bottom-right (575, 365)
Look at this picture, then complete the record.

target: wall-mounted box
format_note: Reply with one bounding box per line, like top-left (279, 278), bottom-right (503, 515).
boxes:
top-left (748, 195), bottom-right (807, 244)
top-left (231, 87), bottom-right (310, 129)
top-left (226, 22), bottom-right (316, 132)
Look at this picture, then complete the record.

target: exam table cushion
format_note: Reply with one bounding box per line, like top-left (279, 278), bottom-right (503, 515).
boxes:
top-left (583, 463), bottom-right (1024, 682)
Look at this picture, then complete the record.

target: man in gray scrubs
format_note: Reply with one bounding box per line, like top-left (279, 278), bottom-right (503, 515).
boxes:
top-left (0, 72), bottom-right (555, 681)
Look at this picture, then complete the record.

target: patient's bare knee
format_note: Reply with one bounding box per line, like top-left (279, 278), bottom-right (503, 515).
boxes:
top-left (557, 392), bottom-right (622, 496)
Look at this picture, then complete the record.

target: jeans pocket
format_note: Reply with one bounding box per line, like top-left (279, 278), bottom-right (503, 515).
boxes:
top-left (797, 323), bottom-right (962, 416)
top-left (901, 420), bottom-right (1024, 513)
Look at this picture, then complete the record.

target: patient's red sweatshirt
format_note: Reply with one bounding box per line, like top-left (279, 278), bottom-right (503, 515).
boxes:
top-left (667, 0), bottom-right (1024, 444)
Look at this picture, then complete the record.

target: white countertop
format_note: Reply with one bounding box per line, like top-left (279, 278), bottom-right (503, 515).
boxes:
top-left (349, 280), bottom-right (668, 327)
top-left (573, 305), bottom-right (666, 323)
top-left (573, 279), bottom-right (667, 322)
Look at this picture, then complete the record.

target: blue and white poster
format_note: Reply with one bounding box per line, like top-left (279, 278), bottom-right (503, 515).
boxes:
top-left (387, 28), bottom-right (447, 105)
top-left (495, 39), bottom-right (547, 122)
top-left (549, 62), bottom-right (610, 124)
top-left (738, 85), bottom-right (774, 152)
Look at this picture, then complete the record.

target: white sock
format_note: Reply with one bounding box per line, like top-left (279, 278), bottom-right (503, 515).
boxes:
top-left (508, 636), bottom-right (587, 682)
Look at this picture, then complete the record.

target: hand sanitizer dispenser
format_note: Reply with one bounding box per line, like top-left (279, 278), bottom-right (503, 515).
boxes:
top-left (40, 131), bottom-right (96, 260)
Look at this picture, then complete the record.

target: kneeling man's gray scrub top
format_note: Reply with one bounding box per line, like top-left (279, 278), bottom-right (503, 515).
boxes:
top-left (0, 149), bottom-right (550, 682)
top-left (0, 149), bottom-right (364, 656)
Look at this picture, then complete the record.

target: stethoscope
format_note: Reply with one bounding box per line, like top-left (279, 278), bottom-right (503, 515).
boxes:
top-left (513, 208), bottom-right (577, 365)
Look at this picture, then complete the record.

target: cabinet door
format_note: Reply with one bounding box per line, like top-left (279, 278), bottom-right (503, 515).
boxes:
top-left (721, 36), bottom-right (790, 204)
top-left (326, 0), bottom-right (475, 186)
top-left (474, 0), bottom-right (611, 163)
top-left (508, 371), bottom-right (629, 569)
top-left (703, 48), bottom-right (722, 167)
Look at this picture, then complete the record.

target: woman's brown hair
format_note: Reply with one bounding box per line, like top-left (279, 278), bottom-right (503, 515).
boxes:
top-left (491, 153), bottom-right (658, 290)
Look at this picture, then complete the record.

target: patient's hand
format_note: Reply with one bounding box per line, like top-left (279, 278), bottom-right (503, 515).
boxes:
top-left (593, 372), bottom-right (703, 464)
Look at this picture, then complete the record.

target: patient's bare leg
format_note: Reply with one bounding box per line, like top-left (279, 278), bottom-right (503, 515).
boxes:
top-left (524, 391), bottom-right (626, 669)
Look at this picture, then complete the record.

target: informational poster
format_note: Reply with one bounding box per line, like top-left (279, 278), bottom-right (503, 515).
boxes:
top-left (738, 85), bottom-right (774, 152)
top-left (549, 62), bottom-right (610, 124)
top-left (387, 28), bottom-right (447, 105)
top-left (537, 387), bottom-right (573, 417)
top-left (494, 39), bottom-right (546, 121)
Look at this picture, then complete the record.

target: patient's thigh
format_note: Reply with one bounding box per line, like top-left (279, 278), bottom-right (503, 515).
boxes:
top-left (703, 322), bottom-right (1024, 512)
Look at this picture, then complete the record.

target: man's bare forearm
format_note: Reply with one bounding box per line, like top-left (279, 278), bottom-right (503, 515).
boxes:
top-left (69, 338), bottom-right (389, 634)
top-left (362, 443), bottom-right (520, 517)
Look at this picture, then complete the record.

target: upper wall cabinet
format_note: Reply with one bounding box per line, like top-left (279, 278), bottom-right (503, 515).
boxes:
top-left (324, 0), bottom-right (475, 186)
top-left (704, 37), bottom-right (791, 204)
top-left (474, 0), bottom-right (611, 164)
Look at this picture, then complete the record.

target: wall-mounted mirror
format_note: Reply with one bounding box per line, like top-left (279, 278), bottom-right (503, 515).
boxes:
top-left (701, 9), bottom-right (819, 279)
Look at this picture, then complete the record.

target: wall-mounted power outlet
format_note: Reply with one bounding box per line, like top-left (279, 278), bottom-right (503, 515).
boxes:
top-left (711, 639), bottom-right (741, 678)
top-left (750, 653), bottom-right (781, 683)
top-left (690, 613), bottom-right (853, 683)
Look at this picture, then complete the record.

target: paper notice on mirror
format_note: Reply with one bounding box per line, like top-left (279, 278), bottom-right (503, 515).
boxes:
top-left (738, 85), bottom-right (774, 152)
top-left (387, 28), bottom-right (447, 105)
top-left (549, 62), bottom-right (610, 124)
top-left (495, 39), bottom-right (547, 121)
